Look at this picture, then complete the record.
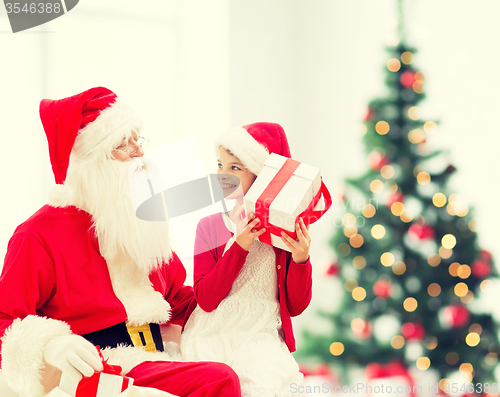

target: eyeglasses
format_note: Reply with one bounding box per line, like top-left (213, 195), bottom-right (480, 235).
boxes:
top-left (113, 136), bottom-right (149, 154)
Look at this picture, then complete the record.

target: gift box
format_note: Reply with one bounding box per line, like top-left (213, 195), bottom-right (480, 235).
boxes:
top-left (59, 348), bottom-right (133, 397)
top-left (244, 153), bottom-right (331, 252)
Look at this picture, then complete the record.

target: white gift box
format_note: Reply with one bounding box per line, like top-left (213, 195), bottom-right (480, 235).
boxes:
top-left (244, 153), bottom-right (323, 252)
top-left (59, 371), bottom-right (133, 397)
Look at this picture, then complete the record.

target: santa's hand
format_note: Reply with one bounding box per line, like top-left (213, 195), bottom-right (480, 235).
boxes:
top-left (43, 334), bottom-right (104, 381)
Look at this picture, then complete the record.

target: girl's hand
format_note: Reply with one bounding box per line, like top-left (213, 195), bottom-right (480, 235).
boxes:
top-left (281, 217), bottom-right (311, 264)
top-left (235, 211), bottom-right (266, 251)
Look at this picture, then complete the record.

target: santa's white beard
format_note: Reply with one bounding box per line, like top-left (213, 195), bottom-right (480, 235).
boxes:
top-left (52, 157), bottom-right (173, 273)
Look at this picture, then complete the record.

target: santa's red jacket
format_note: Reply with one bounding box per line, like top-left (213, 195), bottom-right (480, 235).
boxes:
top-left (0, 205), bottom-right (193, 396)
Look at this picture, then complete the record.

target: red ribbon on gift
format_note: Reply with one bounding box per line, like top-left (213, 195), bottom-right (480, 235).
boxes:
top-left (254, 158), bottom-right (332, 245)
top-left (75, 346), bottom-right (131, 396)
top-left (366, 360), bottom-right (415, 397)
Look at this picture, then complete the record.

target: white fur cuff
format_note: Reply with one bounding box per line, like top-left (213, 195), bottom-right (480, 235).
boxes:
top-left (1, 315), bottom-right (72, 397)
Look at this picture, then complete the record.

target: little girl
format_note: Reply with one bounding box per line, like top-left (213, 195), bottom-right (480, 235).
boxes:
top-left (180, 122), bottom-right (313, 397)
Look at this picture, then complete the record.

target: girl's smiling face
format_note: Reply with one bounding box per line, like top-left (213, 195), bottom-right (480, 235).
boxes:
top-left (217, 147), bottom-right (256, 199)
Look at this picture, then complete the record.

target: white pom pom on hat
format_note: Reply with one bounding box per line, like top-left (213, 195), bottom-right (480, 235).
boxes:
top-left (215, 122), bottom-right (292, 176)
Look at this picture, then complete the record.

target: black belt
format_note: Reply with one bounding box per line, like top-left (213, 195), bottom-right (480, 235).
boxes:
top-left (82, 322), bottom-right (164, 352)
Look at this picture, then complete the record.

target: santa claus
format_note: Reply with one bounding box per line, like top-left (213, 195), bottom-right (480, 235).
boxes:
top-left (0, 87), bottom-right (241, 397)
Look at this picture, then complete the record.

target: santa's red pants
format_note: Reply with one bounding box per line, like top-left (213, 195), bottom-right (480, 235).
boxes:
top-left (126, 360), bottom-right (241, 397)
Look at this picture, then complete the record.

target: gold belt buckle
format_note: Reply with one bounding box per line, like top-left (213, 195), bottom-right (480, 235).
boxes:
top-left (126, 323), bottom-right (157, 352)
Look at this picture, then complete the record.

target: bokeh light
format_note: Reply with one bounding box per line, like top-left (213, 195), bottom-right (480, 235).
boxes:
top-left (371, 225), bottom-right (386, 239)
top-left (352, 287), bottom-right (367, 301)
top-left (362, 204), bottom-right (376, 218)
top-left (424, 121), bottom-right (437, 134)
top-left (391, 335), bottom-right (405, 349)
top-left (403, 297), bottom-right (418, 312)
top-left (370, 180), bottom-right (384, 193)
top-left (353, 256), bottom-right (367, 269)
top-left (432, 193), bottom-right (447, 207)
top-left (391, 202), bottom-right (405, 216)
top-left (392, 261), bottom-right (406, 275)
top-left (350, 234), bottom-right (364, 248)
top-left (454, 282), bottom-right (469, 297)
top-left (427, 283), bottom-right (441, 297)
top-left (387, 58), bottom-right (401, 72)
top-left (416, 357), bottom-right (430, 370)
top-left (375, 121), bottom-right (390, 135)
top-left (442, 234), bottom-right (457, 249)
top-left (330, 342), bottom-right (344, 356)
top-left (401, 51), bottom-right (414, 64)
top-left (381, 252), bottom-right (395, 267)
top-left (466, 332), bottom-right (480, 347)
top-left (381, 165), bottom-right (395, 179)
top-left (427, 254), bottom-right (441, 267)
top-left (408, 106), bottom-right (421, 120)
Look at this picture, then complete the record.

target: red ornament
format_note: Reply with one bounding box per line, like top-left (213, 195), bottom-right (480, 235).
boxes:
top-left (326, 262), bottom-right (340, 276)
top-left (471, 259), bottom-right (491, 279)
top-left (368, 151), bottom-right (390, 170)
top-left (479, 250), bottom-right (492, 261)
top-left (441, 304), bottom-right (470, 329)
top-left (386, 191), bottom-right (404, 207)
top-left (408, 224), bottom-right (436, 240)
top-left (401, 322), bottom-right (426, 341)
top-left (400, 71), bottom-right (416, 88)
top-left (373, 280), bottom-right (393, 299)
top-left (364, 108), bottom-right (376, 121)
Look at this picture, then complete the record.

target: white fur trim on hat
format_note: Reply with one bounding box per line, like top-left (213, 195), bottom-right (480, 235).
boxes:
top-left (72, 98), bottom-right (144, 160)
top-left (215, 127), bottom-right (270, 176)
top-left (1, 315), bottom-right (72, 397)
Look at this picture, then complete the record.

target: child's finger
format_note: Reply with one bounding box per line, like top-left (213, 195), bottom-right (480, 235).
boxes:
top-left (280, 234), bottom-right (293, 250)
top-left (299, 218), bottom-right (311, 239)
top-left (254, 228), bottom-right (266, 237)
top-left (296, 222), bottom-right (305, 240)
top-left (246, 217), bottom-right (260, 231)
top-left (281, 231), bottom-right (298, 250)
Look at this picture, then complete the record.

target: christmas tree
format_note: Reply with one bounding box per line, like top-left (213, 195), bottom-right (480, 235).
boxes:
top-left (298, 3), bottom-right (499, 392)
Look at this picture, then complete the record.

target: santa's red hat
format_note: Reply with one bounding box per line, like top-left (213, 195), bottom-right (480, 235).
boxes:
top-left (215, 122), bottom-right (291, 175)
top-left (40, 86), bottom-right (141, 184)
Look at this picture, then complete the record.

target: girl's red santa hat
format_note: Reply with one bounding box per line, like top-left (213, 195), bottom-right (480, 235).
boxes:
top-left (40, 86), bottom-right (142, 184)
top-left (215, 122), bottom-right (292, 176)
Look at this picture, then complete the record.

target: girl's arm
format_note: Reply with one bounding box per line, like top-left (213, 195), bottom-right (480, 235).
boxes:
top-left (284, 253), bottom-right (313, 317)
top-left (192, 217), bottom-right (249, 312)
top-left (280, 217), bottom-right (313, 316)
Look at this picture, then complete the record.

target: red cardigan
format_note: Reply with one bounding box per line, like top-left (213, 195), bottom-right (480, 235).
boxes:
top-left (183, 213), bottom-right (313, 352)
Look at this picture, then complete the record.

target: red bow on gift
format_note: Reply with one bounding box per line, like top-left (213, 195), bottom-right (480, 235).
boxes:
top-left (95, 346), bottom-right (123, 375)
top-left (75, 346), bottom-right (129, 396)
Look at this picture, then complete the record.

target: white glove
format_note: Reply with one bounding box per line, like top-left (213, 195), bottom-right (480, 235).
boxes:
top-left (43, 334), bottom-right (104, 381)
